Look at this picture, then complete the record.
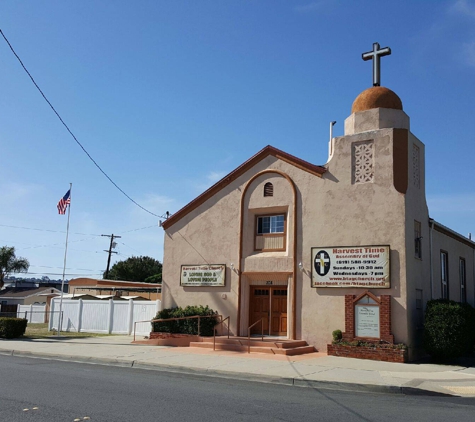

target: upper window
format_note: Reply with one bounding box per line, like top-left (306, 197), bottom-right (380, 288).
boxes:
top-left (255, 214), bottom-right (286, 251)
top-left (264, 182), bottom-right (273, 197)
top-left (441, 251), bottom-right (449, 299)
top-left (460, 258), bottom-right (466, 304)
top-left (414, 220), bottom-right (422, 259)
top-left (257, 215), bottom-right (284, 234)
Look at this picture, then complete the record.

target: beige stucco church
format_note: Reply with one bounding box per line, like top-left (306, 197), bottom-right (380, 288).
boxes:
top-left (160, 47), bottom-right (474, 360)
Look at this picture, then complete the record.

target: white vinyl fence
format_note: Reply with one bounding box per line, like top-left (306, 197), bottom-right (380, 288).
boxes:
top-left (49, 298), bottom-right (161, 335)
top-left (18, 304), bottom-right (47, 323)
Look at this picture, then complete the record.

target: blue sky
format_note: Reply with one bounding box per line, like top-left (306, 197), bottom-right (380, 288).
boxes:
top-left (1, 0), bottom-right (474, 280)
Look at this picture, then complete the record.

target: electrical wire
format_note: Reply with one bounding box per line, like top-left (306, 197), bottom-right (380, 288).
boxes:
top-left (21, 272), bottom-right (103, 276)
top-left (30, 265), bottom-right (101, 272)
top-left (118, 242), bottom-right (142, 255)
top-left (0, 223), bottom-right (157, 237)
top-left (121, 225), bottom-right (158, 233)
top-left (0, 223), bottom-right (102, 236)
top-left (0, 29), bottom-right (169, 220)
top-left (19, 236), bottom-right (98, 251)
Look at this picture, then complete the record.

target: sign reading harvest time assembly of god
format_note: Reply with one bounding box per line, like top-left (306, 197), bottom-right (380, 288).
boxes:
top-left (180, 264), bottom-right (226, 287)
top-left (311, 246), bottom-right (390, 288)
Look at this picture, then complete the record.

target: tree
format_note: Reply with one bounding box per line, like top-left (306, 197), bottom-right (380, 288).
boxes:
top-left (104, 256), bottom-right (162, 283)
top-left (0, 246), bottom-right (30, 288)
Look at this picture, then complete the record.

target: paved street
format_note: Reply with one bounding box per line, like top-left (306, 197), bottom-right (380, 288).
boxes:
top-left (1, 355), bottom-right (475, 422)
top-left (2, 335), bottom-right (475, 397)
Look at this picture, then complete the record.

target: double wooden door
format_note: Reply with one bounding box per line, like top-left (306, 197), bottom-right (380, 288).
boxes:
top-left (250, 286), bottom-right (287, 336)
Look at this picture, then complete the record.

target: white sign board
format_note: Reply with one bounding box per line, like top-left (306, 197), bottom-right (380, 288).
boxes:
top-left (180, 264), bottom-right (226, 287)
top-left (311, 245), bottom-right (390, 288)
top-left (355, 305), bottom-right (380, 338)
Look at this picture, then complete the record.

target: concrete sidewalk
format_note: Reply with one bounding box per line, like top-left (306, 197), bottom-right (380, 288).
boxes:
top-left (1, 335), bottom-right (475, 397)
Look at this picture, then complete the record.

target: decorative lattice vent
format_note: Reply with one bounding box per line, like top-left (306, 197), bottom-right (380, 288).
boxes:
top-left (352, 140), bottom-right (374, 184)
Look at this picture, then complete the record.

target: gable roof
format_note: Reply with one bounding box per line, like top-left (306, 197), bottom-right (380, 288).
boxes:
top-left (162, 145), bottom-right (326, 229)
top-left (0, 286), bottom-right (61, 299)
top-left (68, 278), bottom-right (161, 288)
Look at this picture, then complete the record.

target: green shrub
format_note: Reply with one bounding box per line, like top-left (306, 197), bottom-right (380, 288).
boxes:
top-left (332, 329), bottom-right (342, 342)
top-left (0, 317), bottom-right (27, 339)
top-left (152, 305), bottom-right (218, 336)
top-left (144, 273), bottom-right (162, 284)
top-left (423, 299), bottom-right (475, 360)
top-left (333, 339), bottom-right (407, 350)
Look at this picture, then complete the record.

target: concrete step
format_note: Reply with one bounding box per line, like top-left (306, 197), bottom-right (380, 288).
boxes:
top-left (190, 338), bottom-right (316, 355)
top-left (272, 345), bottom-right (316, 356)
top-left (196, 337), bottom-right (307, 348)
top-left (274, 340), bottom-right (308, 349)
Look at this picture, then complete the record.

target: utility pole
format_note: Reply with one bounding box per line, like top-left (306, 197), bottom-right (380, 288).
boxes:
top-left (102, 234), bottom-right (121, 279)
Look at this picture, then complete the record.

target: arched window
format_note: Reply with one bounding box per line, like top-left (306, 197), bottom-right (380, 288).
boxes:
top-left (264, 182), bottom-right (273, 197)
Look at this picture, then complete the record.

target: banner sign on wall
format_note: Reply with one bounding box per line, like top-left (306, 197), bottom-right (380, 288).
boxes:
top-left (311, 246), bottom-right (390, 288)
top-left (180, 264), bottom-right (226, 287)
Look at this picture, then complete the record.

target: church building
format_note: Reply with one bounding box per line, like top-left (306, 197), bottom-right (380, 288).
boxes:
top-left (160, 44), bottom-right (474, 360)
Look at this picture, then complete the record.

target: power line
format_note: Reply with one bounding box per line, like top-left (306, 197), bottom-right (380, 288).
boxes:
top-left (30, 265), bottom-right (101, 272)
top-left (118, 241), bottom-right (142, 255)
top-left (0, 223), bottom-right (102, 236)
top-left (0, 29), bottom-right (169, 220)
top-left (122, 225), bottom-right (158, 233)
top-left (19, 236), bottom-right (98, 251)
top-left (19, 272), bottom-right (103, 276)
top-left (0, 223), bottom-right (157, 236)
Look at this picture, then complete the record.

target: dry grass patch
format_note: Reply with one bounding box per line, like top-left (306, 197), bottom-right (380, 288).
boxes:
top-left (24, 323), bottom-right (114, 339)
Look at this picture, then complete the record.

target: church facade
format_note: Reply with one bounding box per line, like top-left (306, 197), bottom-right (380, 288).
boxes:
top-left (160, 60), bottom-right (474, 360)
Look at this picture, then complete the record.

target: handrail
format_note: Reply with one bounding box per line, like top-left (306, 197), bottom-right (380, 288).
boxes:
top-left (133, 314), bottom-right (220, 342)
top-left (247, 318), bottom-right (264, 353)
top-left (213, 316), bottom-right (230, 350)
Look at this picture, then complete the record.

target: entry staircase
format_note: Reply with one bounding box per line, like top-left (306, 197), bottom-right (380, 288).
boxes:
top-left (190, 336), bottom-right (316, 356)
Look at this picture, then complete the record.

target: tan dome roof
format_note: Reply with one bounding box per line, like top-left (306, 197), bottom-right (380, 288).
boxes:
top-left (351, 86), bottom-right (403, 113)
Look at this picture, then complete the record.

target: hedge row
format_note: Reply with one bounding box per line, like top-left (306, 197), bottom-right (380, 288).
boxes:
top-left (423, 299), bottom-right (475, 360)
top-left (152, 305), bottom-right (218, 336)
top-left (0, 317), bottom-right (27, 339)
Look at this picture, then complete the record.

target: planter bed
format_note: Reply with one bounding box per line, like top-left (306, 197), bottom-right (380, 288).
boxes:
top-left (327, 343), bottom-right (408, 363)
top-left (133, 332), bottom-right (200, 347)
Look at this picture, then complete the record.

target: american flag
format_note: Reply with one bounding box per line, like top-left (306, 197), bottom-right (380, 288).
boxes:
top-left (57, 189), bottom-right (71, 214)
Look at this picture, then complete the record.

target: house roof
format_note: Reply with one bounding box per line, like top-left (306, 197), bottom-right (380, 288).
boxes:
top-left (0, 287), bottom-right (61, 299)
top-left (122, 296), bottom-right (149, 300)
top-left (53, 293), bottom-right (97, 300)
top-left (430, 219), bottom-right (475, 249)
top-left (68, 278), bottom-right (162, 288)
top-left (162, 145), bottom-right (326, 229)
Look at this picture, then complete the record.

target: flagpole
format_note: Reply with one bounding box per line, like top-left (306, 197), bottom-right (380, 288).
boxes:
top-left (58, 183), bottom-right (72, 336)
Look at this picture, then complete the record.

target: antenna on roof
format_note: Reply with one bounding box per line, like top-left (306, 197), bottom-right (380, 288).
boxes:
top-left (328, 121), bottom-right (337, 162)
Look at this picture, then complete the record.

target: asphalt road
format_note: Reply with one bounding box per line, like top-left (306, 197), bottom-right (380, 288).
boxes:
top-left (1, 355), bottom-right (475, 422)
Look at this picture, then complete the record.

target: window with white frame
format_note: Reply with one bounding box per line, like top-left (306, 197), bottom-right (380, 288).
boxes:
top-left (257, 215), bottom-right (284, 234)
top-left (441, 251), bottom-right (449, 299)
top-left (255, 214), bottom-right (286, 251)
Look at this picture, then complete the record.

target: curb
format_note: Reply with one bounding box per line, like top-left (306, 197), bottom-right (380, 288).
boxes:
top-left (0, 348), bottom-right (454, 397)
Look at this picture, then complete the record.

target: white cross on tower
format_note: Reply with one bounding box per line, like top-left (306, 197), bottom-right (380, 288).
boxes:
top-left (316, 253), bottom-right (330, 275)
top-left (362, 42), bottom-right (391, 87)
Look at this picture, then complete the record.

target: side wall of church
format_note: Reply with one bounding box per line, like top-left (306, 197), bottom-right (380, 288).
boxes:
top-left (403, 132), bottom-right (430, 356)
top-left (431, 229), bottom-right (475, 304)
